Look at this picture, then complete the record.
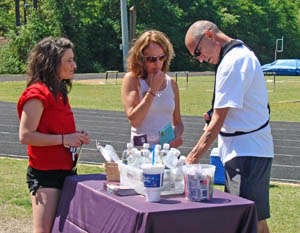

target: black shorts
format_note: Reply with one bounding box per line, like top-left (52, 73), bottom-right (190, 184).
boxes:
top-left (224, 157), bottom-right (273, 221)
top-left (26, 166), bottom-right (77, 195)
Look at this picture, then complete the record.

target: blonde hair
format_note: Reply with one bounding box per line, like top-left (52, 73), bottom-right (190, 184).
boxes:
top-left (127, 30), bottom-right (174, 79)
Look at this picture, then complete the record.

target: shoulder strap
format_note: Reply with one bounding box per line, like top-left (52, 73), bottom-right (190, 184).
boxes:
top-left (205, 40), bottom-right (243, 124)
top-left (206, 40), bottom-right (271, 136)
top-left (212, 40), bottom-right (244, 108)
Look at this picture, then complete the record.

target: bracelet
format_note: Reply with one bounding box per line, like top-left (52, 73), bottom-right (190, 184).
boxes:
top-left (147, 91), bottom-right (156, 97)
top-left (61, 134), bottom-right (64, 145)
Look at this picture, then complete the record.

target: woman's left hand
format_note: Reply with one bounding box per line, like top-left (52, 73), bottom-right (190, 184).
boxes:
top-left (169, 135), bottom-right (183, 148)
top-left (78, 130), bottom-right (90, 145)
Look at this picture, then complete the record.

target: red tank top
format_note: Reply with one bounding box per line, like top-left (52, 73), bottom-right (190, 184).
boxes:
top-left (17, 82), bottom-right (76, 170)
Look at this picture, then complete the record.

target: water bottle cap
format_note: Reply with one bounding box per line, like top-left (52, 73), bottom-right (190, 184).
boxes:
top-left (170, 148), bottom-right (181, 157)
top-left (155, 144), bottom-right (161, 150)
top-left (143, 143), bottom-right (149, 149)
top-left (163, 143), bottom-right (170, 149)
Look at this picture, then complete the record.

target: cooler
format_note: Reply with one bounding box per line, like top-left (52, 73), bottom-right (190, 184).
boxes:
top-left (209, 148), bottom-right (225, 185)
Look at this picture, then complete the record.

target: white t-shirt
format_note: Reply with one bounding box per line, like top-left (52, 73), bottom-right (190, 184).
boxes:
top-left (131, 75), bottom-right (175, 145)
top-left (214, 43), bottom-right (274, 164)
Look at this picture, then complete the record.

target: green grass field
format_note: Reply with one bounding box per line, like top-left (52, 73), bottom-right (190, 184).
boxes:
top-left (0, 75), bottom-right (299, 121)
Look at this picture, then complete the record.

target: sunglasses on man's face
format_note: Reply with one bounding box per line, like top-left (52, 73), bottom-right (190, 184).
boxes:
top-left (193, 33), bottom-right (205, 59)
top-left (144, 54), bottom-right (167, 63)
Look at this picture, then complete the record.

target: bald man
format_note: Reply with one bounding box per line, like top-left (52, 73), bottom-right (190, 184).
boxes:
top-left (185, 20), bottom-right (274, 233)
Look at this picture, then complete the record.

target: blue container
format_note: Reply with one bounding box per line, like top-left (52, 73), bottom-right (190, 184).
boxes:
top-left (209, 148), bottom-right (225, 185)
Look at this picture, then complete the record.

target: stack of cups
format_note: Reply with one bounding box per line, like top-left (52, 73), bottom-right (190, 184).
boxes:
top-left (141, 164), bottom-right (165, 202)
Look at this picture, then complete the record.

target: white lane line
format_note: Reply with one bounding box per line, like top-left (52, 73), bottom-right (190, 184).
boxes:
top-left (271, 178), bottom-right (300, 183)
top-left (272, 164), bottom-right (300, 168)
top-left (0, 153), bottom-right (28, 159)
top-left (0, 131), bottom-right (18, 135)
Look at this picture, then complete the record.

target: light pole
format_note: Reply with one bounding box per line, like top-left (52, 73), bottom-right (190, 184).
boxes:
top-left (24, 1), bottom-right (30, 24)
top-left (120, 0), bottom-right (129, 72)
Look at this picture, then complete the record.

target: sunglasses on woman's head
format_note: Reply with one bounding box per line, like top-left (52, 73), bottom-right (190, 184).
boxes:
top-left (144, 54), bottom-right (167, 63)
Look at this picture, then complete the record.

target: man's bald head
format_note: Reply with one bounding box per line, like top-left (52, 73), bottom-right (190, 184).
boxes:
top-left (185, 20), bottom-right (220, 49)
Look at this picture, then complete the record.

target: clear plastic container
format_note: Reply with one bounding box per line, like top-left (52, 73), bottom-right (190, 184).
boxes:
top-left (183, 164), bottom-right (216, 201)
top-left (118, 162), bottom-right (184, 195)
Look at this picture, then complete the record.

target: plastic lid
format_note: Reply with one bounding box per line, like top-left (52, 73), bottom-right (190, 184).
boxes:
top-left (210, 148), bottom-right (219, 156)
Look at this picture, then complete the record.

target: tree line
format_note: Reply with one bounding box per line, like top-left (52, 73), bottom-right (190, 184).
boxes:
top-left (1, 0), bottom-right (300, 74)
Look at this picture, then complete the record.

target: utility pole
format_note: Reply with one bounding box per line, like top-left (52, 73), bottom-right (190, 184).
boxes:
top-left (24, 0), bottom-right (27, 25)
top-left (33, 0), bottom-right (37, 9)
top-left (120, 0), bottom-right (129, 72)
top-left (129, 6), bottom-right (136, 48)
top-left (15, 0), bottom-right (21, 26)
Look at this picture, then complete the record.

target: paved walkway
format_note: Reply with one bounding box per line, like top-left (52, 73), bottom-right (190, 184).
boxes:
top-left (0, 101), bottom-right (299, 183)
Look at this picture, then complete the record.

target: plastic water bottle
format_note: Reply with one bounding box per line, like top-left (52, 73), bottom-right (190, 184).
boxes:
top-left (161, 143), bottom-right (170, 157)
top-left (162, 150), bottom-right (178, 169)
top-left (127, 150), bottom-right (142, 168)
top-left (103, 144), bottom-right (120, 162)
top-left (122, 143), bottom-right (133, 164)
top-left (163, 169), bottom-right (174, 193)
top-left (176, 156), bottom-right (187, 167)
top-left (169, 148), bottom-right (181, 158)
top-left (141, 143), bottom-right (151, 164)
top-left (154, 144), bottom-right (162, 165)
top-left (171, 167), bottom-right (185, 194)
top-left (96, 141), bottom-right (120, 162)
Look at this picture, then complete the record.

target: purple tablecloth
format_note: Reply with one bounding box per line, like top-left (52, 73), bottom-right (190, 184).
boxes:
top-left (51, 174), bottom-right (257, 233)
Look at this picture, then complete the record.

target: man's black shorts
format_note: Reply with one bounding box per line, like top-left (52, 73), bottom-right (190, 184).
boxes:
top-left (224, 156), bottom-right (272, 220)
top-left (26, 166), bottom-right (77, 195)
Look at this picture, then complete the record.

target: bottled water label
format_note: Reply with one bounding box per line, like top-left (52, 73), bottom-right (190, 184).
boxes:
top-left (185, 174), bottom-right (211, 201)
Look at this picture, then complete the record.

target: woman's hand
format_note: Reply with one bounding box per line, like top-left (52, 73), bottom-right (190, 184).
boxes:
top-left (148, 71), bottom-right (165, 94)
top-left (63, 131), bottom-right (90, 147)
top-left (169, 135), bottom-right (183, 148)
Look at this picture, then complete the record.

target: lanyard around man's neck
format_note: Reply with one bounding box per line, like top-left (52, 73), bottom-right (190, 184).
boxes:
top-left (211, 40), bottom-right (244, 108)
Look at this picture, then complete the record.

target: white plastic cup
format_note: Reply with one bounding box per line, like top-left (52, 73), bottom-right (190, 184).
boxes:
top-left (141, 164), bottom-right (165, 202)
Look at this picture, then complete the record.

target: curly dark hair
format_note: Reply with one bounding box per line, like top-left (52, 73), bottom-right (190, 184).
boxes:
top-left (26, 37), bottom-right (74, 104)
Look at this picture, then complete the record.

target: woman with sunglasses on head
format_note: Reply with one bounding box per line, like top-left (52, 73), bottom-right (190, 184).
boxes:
top-left (122, 30), bottom-right (184, 148)
top-left (17, 37), bottom-right (90, 233)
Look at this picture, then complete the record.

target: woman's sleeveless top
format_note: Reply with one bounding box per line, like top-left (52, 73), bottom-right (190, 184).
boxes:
top-left (131, 75), bottom-right (175, 146)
